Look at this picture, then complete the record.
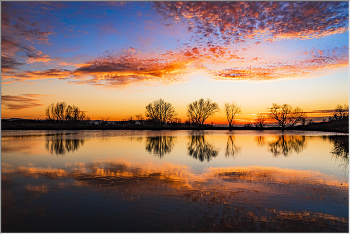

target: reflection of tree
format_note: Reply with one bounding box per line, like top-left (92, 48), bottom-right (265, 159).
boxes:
top-left (255, 136), bottom-right (265, 147)
top-left (225, 136), bottom-right (240, 158)
top-left (45, 135), bottom-right (85, 155)
top-left (268, 135), bottom-right (306, 157)
top-left (328, 136), bottom-right (349, 178)
top-left (145, 136), bottom-right (175, 158)
top-left (129, 137), bottom-right (143, 142)
top-left (188, 135), bottom-right (218, 162)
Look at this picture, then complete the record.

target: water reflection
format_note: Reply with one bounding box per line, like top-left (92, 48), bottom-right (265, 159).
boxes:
top-left (225, 136), bottom-right (240, 158)
top-left (145, 136), bottom-right (175, 158)
top-left (2, 160), bottom-right (348, 232)
top-left (45, 134), bottom-right (85, 155)
top-left (255, 136), bottom-right (265, 147)
top-left (269, 135), bottom-right (306, 157)
top-left (256, 135), bottom-right (306, 157)
top-left (188, 135), bottom-right (219, 162)
top-left (329, 136), bottom-right (349, 178)
top-left (329, 136), bottom-right (349, 159)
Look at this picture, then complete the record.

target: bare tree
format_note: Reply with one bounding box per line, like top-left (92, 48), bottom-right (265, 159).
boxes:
top-left (171, 117), bottom-right (182, 124)
top-left (54, 102), bottom-right (67, 121)
top-left (45, 103), bottom-right (54, 120)
top-left (100, 116), bottom-right (110, 125)
top-left (269, 103), bottom-right (306, 129)
top-left (65, 105), bottom-right (73, 121)
top-left (254, 113), bottom-right (267, 129)
top-left (225, 102), bottom-right (241, 128)
top-left (333, 104), bottom-right (349, 120)
top-left (135, 113), bottom-right (144, 121)
top-left (187, 98), bottom-right (219, 126)
top-left (145, 98), bottom-right (176, 125)
top-left (300, 116), bottom-right (307, 126)
top-left (45, 102), bottom-right (89, 122)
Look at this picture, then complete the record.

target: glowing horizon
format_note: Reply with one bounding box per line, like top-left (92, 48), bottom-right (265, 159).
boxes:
top-left (1, 1), bottom-right (349, 124)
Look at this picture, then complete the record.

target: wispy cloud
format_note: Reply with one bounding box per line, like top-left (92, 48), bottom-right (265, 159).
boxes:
top-left (2, 43), bottom-right (348, 86)
top-left (2, 53), bottom-right (197, 87)
top-left (152, 1), bottom-right (349, 44)
top-left (210, 46), bottom-right (349, 81)
top-left (1, 2), bottom-right (55, 73)
top-left (1, 94), bottom-right (50, 111)
top-left (1, 1), bottom-right (348, 87)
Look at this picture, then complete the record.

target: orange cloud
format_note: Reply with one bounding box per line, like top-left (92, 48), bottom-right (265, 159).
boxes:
top-left (2, 44), bottom-right (348, 86)
top-left (68, 54), bottom-right (196, 87)
top-left (210, 48), bottom-right (349, 81)
top-left (152, 2), bottom-right (349, 44)
top-left (1, 94), bottom-right (51, 111)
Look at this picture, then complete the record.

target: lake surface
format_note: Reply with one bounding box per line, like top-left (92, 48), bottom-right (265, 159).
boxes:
top-left (1, 130), bottom-right (348, 232)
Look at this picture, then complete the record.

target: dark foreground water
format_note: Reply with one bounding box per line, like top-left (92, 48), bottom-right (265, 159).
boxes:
top-left (1, 130), bottom-right (348, 232)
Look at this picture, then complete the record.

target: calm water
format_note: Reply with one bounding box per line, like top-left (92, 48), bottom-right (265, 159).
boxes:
top-left (1, 130), bottom-right (349, 232)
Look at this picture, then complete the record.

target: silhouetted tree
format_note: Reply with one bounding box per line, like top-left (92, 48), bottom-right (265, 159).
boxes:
top-left (254, 113), bottom-right (267, 130)
top-left (145, 98), bottom-right (176, 125)
top-left (54, 102), bottom-right (66, 121)
top-left (225, 135), bottom-right (240, 157)
top-left (333, 104), bottom-right (349, 120)
top-left (187, 135), bottom-right (218, 162)
top-left (269, 103), bottom-right (306, 129)
top-left (300, 116), bottom-right (307, 126)
top-left (145, 136), bottom-right (175, 158)
top-left (225, 102), bottom-right (241, 128)
top-left (170, 117), bottom-right (182, 124)
top-left (45, 102), bottom-right (89, 121)
top-left (65, 105), bottom-right (73, 120)
top-left (100, 116), bottom-right (110, 125)
top-left (187, 98), bottom-right (219, 127)
top-left (135, 113), bottom-right (144, 121)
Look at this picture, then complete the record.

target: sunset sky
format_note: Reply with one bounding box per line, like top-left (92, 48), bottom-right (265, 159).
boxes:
top-left (1, 1), bottom-right (349, 124)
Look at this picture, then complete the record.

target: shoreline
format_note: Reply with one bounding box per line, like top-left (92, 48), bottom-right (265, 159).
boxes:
top-left (1, 119), bottom-right (348, 133)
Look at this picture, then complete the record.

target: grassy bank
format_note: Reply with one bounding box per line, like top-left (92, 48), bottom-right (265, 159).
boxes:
top-left (1, 119), bottom-right (348, 133)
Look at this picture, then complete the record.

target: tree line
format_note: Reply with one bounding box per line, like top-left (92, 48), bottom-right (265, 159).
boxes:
top-left (141, 98), bottom-right (348, 129)
top-left (45, 102), bottom-right (90, 121)
top-left (44, 100), bottom-right (348, 129)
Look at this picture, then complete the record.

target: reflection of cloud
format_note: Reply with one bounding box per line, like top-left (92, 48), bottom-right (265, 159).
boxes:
top-left (188, 135), bottom-right (219, 162)
top-left (1, 94), bottom-right (49, 111)
top-left (153, 2), bottom-right (349, 44)
top-left (145, 136), bottom-right (175, 158)
top-left (3, 161), bottom-right (348, 198)
top-left (2, 161), bottom-right (348, 231)
top-left (25, 184), bottom-right (48, 194)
